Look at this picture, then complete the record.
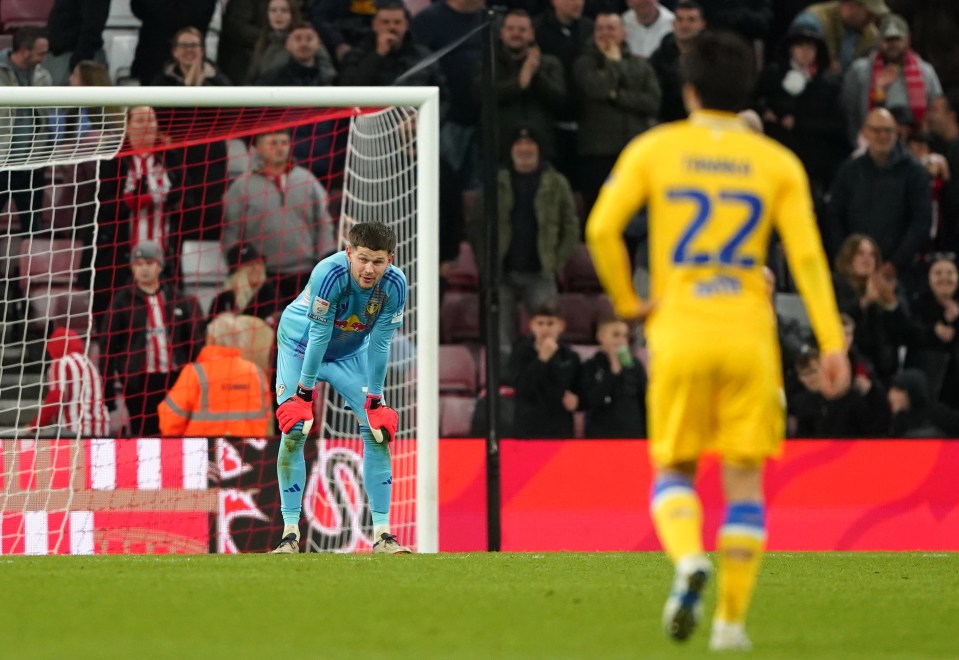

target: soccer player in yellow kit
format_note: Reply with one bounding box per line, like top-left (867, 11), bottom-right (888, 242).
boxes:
top-left (586, 31), bottom-right (850, 650)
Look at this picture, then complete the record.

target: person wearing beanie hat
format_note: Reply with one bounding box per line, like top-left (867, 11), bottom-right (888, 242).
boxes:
top-left (791, 0), bottom-right (889, 73)
top-left (100, 238), bottom-right (205, 436)
top-left (24, 327), bottom-right (110, 436)
top-left (888, 369), bottom-right (945, 437)
top-left (209, 243), bottom-right (281, 324)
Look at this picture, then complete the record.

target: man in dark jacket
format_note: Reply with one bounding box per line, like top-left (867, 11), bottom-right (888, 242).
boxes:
top-left (100, 241), bottom-right (205, 436)
top-left (649, 0), bottom-right (706, 123)
top-left (827, 107), bottom-right (932, 275)
top-left (573, 12), bottom-right (661, 216)
top-left (508, 301), bottom-right (580, 438)
top-left (260, 22), bottom-right (337, 86)
top-left (338, 0), bottom-right (442, 87)
top-left (44, 0), bottom-right (111, 85)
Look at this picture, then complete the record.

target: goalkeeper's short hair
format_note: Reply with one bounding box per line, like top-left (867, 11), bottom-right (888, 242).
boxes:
top-left (350, 222), bottom-right (397, 254)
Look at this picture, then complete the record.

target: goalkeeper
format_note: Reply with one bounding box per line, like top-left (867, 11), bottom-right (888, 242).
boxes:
top-left (270, 222), bottom-right (409, 554)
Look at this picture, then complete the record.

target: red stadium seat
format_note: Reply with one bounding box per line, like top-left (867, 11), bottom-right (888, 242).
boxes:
top-left (439, 344), bottom-right (478, 396)
top-left (0, 0), bottom-right (54, 29)
top-left (440, 291), bottom-right (481, 343)
top-left (439, 396), bottom-right (477, 437)
top-left (556, 293), bottom-right (596, 344)
top-left (559, 243), bottom-right (602, 293)
top-left (444, 241), bottom-right (479, 292)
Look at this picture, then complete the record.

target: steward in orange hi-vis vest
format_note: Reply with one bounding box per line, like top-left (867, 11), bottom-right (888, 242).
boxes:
top-left (158, 314), bottom-right (272, 437)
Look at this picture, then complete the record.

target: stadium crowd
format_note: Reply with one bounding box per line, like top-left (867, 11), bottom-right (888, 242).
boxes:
top-left (1, 0), bottom-right (959, 438)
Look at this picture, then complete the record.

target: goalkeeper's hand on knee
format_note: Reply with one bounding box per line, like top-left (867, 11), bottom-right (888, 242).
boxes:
top-left (365, 393), bottom-right (398, 444)
top-left (276, 384), bottom-right (314, 434)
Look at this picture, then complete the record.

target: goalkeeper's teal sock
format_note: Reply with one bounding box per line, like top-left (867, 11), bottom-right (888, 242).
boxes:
top-left (361, 427), bottom-right (392, 531)
top-left (277, 424), bottom-right (307, 526)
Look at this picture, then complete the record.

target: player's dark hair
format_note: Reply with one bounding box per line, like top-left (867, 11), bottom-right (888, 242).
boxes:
top-left (350, 222), bottom-right (397, 254)
top-left (680, 30), bottom-right (756, 112)
top-left (12, 26), bottom-right (46, 52)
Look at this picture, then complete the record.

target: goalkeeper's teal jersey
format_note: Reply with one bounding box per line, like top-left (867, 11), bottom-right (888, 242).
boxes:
top-left (276, 250), bottom-right (407, 395)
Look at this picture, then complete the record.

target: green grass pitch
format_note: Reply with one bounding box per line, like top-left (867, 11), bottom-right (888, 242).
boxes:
top-left (2, 552), bottom-right (956, 659)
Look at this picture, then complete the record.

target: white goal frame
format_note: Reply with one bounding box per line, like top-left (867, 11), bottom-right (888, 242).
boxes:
top-left (2, 86), bottom-right (441, 554)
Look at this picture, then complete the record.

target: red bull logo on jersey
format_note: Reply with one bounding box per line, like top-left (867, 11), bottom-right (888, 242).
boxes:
top-left (334, 314), bottom-right (368, 332)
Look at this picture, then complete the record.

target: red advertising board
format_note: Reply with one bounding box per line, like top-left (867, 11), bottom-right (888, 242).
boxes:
top-left (438, 439), bottom-right (959, 552)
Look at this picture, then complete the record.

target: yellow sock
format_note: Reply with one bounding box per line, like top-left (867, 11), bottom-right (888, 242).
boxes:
top-left (650, 479), bottom-right (704, 565)
top-left (715, 502), bottom-right (766, 625)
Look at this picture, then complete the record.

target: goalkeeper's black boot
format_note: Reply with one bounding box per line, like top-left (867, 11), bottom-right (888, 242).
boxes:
top-left (372, 532), bottom-right (412, 554)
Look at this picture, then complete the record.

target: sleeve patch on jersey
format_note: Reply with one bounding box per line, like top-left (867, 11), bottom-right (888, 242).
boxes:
top-left (390, 311), bottom-right (403, 325)
top-left (309, 297), bottom-right (330, 321)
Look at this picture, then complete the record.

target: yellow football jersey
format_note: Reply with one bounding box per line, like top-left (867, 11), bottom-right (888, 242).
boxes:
top-left (586, 110), bottom-right (844, 355)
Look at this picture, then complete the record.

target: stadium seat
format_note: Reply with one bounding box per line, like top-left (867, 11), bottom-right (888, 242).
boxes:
top-left (439, 396), bottom-right (477, 437)
top-left (559, 243), bottom-right (602, 293)
top-left (19, 238), bottom-right (80, 287)
top-left (103, 30), bottom-right (139, 83)
top-left (557, 293), bottom-right (597, 344)
top-left (444, 241), bottom-right (479, 292)
top-left (181, 240), bottom-right (228, 287)
top-left (0, 0), bottom-right (54, 29)
top-left (439, 344), bottom-right (477, 396)
top-left (106, 0), bottom-right (139, 29)
top-left (571, 344), bottom-right (600, 362)
top-left (440, 291), bottom-right (481, 343)
top-left (776, 292), bottom-right (811, 329)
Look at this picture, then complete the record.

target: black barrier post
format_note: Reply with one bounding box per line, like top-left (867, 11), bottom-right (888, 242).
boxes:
top-left (480, 7), bottom-right (502, 552)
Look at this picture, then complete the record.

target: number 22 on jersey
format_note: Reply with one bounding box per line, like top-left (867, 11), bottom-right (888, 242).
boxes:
top-left (668, 187), bottom-right (764, 268)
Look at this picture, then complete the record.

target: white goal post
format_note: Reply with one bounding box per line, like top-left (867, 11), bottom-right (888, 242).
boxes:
top-left (0, 86), bottom-right (440, 554)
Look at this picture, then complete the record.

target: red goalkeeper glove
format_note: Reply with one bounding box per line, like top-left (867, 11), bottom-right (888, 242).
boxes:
top-left (276, 384), bottom-right (314, 434)
top-left (364, 393), bottom-right (398, 444)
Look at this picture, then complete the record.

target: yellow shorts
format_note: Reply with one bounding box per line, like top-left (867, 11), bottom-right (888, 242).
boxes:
top-left (646, 333), bottom-right (785, 468)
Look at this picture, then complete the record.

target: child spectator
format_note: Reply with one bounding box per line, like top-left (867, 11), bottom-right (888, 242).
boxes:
top-left (247, 0), bottom-right (301, 84)
top-left (579, 317), bottom-right (647, 438)
top-left (507, 301), bottom-right (580, 438)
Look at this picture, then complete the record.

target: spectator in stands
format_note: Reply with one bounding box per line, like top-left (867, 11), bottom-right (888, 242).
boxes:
top-left (579, 316), bottom-right (647, 438)
top-left (130, 0), bottom-right (218, 86)
top-left (469, 126), bottom-right (579, 349)
top-left (158, 313), bottom-right (272, 437)
top-left (44, 0), bottom-right (111, 86)
top-left (756, 23), bottom-right (849, 199)
top-left (486, 10), bottom-right (567, 162)
top-left (622, 0), bottom-right (674, 58)
top-left (924, 92), bottom-right (959, 248)
top-left (209, 243), bottom-right (282, 325)
top-left (827, 107), bottom-right (932, 277)
top-left (902, 255), bottom-right (959, 408)
top-left (247, 0), bottom-right (301, 85)
top-left (534, 0), bottom-right (594, 187)
top-left (841, 14), bottom-right (942, 143)
top-left (649, 0), bottom-right (706, 123)
top-left (508, 301), bottom-right (580, 438)
top-left (310, 0), bottom-right (378, 50)
top-left (788, 345), bottom-right (889, 437)
top-left (411, 0), bottom-right (485, 183)
top-left (24, 327), bottom-right (110, 437)
top-left (153, 27), bottom-right (232, 86)
top-left (0, 26), bottom-right (52, 234)
top-left (905, 131), bottom-right (951, 256)
top-left (831, 233), bottom-right (910, 382)
top-left (217, 0), bottom-right (270, 86)
top-left (260, 21), bottom-right (337, 85)
top-left (100, 240), bottom-right (205, 436)
top-left (51, 60), bottom-right (119, 150)
top-left (573, 12), bottom-right (661, 218)
top-left (887, 368), bottom-right (944, 437)
top-left (222, 127), bottom-right (335, 308)
top-left (791, 0), bottom-right (889, 73)
top-left (338, 0), bottom-right (442, 87)
top-left (697, 0), bottom-right (772, 42)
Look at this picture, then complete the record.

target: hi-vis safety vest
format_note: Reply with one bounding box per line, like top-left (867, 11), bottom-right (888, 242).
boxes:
top-left (158, 345), bottom-right (272, 437)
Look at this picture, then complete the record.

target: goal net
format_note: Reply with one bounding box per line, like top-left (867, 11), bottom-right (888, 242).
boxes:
top-left (0, 87), bottom-right (439, 555)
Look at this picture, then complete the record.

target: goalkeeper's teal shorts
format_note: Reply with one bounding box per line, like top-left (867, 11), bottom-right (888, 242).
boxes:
top-left (276, 349), bottom-right (370, 427)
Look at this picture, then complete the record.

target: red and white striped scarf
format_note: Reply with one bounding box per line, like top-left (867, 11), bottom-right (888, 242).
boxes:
top-left (869, 49), bottom-right (927, 125)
